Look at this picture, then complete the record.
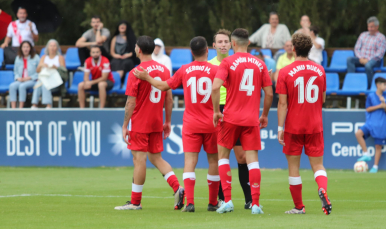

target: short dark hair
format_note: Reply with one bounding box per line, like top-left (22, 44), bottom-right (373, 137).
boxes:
top-left (292, 33), bottom-right (312, 57)
top-left (137, 36), bottom-right (155, 55)
top-left (91, 15), bottom-right (101, 20)
top-left (310, 26), bottom-right (319, 36)
top-left (213, 29), bottom-right (231, 43)
top-left (190, 36), bottom-right (207, 57)
top-left (90, 46), bottom-right (101, 51)
top-left (375, 77), bottom-right (386, 84)
top-left (17, 41), bottom-right (35, 58)
top-left (231, 28), bottom-right (249, 46)
top-left (17, 7), bottom-right (27, 13)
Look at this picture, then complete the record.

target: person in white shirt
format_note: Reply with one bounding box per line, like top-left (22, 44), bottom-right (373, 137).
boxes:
top-left (1, 7), bottom-right (39, 65)
top-left (152, 38), bottom-right (172, 75)
top-left (308, 26), bottom-right (325, 65)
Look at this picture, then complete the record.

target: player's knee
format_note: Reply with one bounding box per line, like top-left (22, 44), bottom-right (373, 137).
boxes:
top-left (98, 82), bottom-right (107, 90)
top-left (355, 129), bottom-right (363, 138)
top-left (78, 82), bottom-right (84, 90)
top-left (133, 153), bottom-right (147, 164)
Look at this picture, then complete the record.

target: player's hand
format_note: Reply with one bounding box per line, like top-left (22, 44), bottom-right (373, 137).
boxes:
top-left (84, 81), bottom-right (92, 90)
top-left (259, 115), bottom-right (268, 129)
top-left (98, 22), bottom-right (104, 30)
top-left (278, 130), bottom-right (285, 146)
top-left (122, 126), bottom-right (131, 145)
top-left (0, 42), bottom-right (7, 48)
top-left (213, 112), bottom-right (223, 127)
top-left (163, 122), bottom-right (171, 139)
top-left (28, 22), bottom-right (32, 30)
top-left (133, 67), bottom-right (150, 80)
top-left (268, 69), bottom-right (273, 80)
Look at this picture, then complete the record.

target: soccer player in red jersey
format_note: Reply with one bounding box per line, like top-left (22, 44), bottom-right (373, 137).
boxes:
top-left (115, 36), bottom-right (184, 211)
top-left (212, 28), bottom-right (273, 214)
top-left (134, 36), bottom-right (221, 213)
top-left (78, 46), bottom-right (115, 108)
top-left (276, 33), bottom-right (332, 215)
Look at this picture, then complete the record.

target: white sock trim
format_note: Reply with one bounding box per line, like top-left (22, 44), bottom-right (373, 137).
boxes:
top-left (183, 172), bottom-right (196, 180)
top-left (164, 171), bottom-right (175, 181)
top-left (373, 165), bottom-right (378, 169)
top-left (132, 183), bottom-right (144, 193)
top-left (314, 170), bottom-right (327, 179)
top-left (207, 174), bottom-right (220, 181)
top-left (288, 176), bottom-right (302, 185)
top-left (247, 162), bottom-right (260, 170)
top-left (363, 151), bottom-right (370, 156)
top-left (218, 159), bottom-right (229, 166)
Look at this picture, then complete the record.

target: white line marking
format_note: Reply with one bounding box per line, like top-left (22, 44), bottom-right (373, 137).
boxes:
top-left (0, 194), bottom-right (384, 203)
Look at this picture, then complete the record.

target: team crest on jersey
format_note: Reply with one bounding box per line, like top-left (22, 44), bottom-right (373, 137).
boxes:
top-left (103, 63), bottom-right (110, 68)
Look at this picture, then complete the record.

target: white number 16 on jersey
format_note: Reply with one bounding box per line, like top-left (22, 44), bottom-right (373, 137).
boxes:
top-left (239, 69), bottom-right (255, 96)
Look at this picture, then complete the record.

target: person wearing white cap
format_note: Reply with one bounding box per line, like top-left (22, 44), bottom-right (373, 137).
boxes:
top-left (152, 38), bottom-right (172, 75)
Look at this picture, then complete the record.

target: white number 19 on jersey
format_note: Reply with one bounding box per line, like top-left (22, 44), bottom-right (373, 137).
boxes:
top-left (239, 69), bottom-right (255, 96)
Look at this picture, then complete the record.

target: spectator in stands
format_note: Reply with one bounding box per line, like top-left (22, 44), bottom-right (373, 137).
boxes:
top-left (152, 38), bottom-right (172, 74)
top-left (110, 20), bottom-right (137, 80)
top-left (76, 16), bottom-right (111, 65)
top-left (272, 40), bottom-right (294, 107)
top-left (347, 16), bottom-right (386, 88)
top-left (31, 39), bottom-right (67, 109)
top-left (78, 46), bottom-right (115, 108)
top-left (9, 41), bottom-right (39, 109)
top-left (1, 7), bottom-right (38, 65)
top-left (249, 12), bottom-right (291, 49)
top-left (308, 26), bottom-right (325, 65)
top-left (294, 15), bottom-right (311, 36)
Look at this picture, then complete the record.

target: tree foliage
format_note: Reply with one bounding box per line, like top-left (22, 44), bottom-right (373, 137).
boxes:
top-left (0, 0), bottom-right (385, 47)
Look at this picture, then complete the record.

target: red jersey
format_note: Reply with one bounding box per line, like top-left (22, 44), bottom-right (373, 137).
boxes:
top-left (125, 60), bottom-right (170, 133)
top-left (276, 60), bottom-right (326, 134)
top-left (84, 56), bottom-right (115, 83)
top-left (215, 52), bottom-right (272, 126)
top-left (167, 61), bottom-right (218, 133)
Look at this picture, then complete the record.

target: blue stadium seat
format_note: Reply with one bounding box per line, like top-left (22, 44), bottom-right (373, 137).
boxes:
top-left (229, 49), bottom-right (234, 55)
top-left (368, 73), bottom-right (386, 93)
top-left (5, 64), bottom-right (14, 70)
top-left (326, 73), bottom-right (339, 95)
top-left (0, 48), bottom-right (4, 66)
top-left (67, 71), bottom-right (84, 94)
top-left (170, 49), bottom-right (192, 71)
top-left (325, 50), bottom-right (354, 72)
top-left (0, 71), bottom-right (14, 93)
top-left (260, 49), bottom-right (272, 58)
top-left (65, 48), bottom-right (81, 70)
top-left (336, 73), bottom-right (367, 96)
top-left (208, 49), bottom-right (217, 60)
top-left (172, 89), bottom-right (184, 96)
top-left (116, 72), bottom-right (129, 95)
top-left (321, 50), bottom-right (328, 68)
top-left (355, 57), bottom-right (384, 72)
top-left (250, 49), bottom-right (257, 55)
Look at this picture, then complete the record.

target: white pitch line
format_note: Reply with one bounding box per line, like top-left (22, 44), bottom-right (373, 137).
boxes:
top-left (0, 194), bottom-right (385, 203)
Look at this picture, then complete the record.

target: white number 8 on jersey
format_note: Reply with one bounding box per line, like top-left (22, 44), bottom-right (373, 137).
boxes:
top-left (149, 77), bottom-right (162, 103)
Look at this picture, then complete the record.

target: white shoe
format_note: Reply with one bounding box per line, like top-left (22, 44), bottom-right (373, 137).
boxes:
top-left (31, 106), bottom-right (38, 110)
top-left (285, 207), bottom-right (305, 214)
top-left (216, 200), bottom-right (234, 213)
top-left (114, 201), bottom-right (142, 210)
top-left (251, 204), bottom-right (264, 214)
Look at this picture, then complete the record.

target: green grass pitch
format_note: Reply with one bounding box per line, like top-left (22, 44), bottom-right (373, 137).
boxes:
top-left (1, 167), bottom-right (385, 228)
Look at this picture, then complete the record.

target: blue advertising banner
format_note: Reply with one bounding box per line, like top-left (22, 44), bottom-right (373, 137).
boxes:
top-left (0, 109), bottom-right (385, 169)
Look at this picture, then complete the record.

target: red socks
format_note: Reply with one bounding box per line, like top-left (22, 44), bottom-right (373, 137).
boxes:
top-left (289, 177), bottom-right (304, 209)
top-left (183, 172), bottom-right (196, 205)
top-left (218, 159), bottom-right (232, 202)
top-left (314, 170), bottom-right (328, 191)
top-left (131, 183), bottom-right (143, 205)
top-left (248, 162), bottom-right (261, 207)
top-left (164, 171), bottom-right (180, 193)
top-left (207, 174), bottom-right (220, 206)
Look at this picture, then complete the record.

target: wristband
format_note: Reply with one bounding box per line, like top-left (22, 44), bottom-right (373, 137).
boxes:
top-left (278, 126), bottom-right (284, 132)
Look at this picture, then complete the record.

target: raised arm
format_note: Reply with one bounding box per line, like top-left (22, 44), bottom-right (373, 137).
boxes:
top-left (76, 36), bottom-right (97, 48)
top-left (133, 67), bottom-right (171, 91)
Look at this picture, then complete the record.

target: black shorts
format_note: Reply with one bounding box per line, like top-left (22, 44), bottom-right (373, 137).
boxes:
top-left (88, 80), bottom-right (114, 91)
top-left (220, 105), bottom-right (241, 146)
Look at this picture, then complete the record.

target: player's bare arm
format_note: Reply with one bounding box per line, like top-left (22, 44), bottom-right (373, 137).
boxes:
top-left (122, 96), bottom-right (136, 145)
top-left (260, 85), bottom-right (273, 129)
top-left (134, 67), bottom-right (171, 91)
top-left (323, 91), bottom-right (326, 103)
top-left (211, 78), bottom-right (224, 127)
top-left (163, 90), bottom-right (173, 139)
top-left (277, 94), bottom-right (288, 146)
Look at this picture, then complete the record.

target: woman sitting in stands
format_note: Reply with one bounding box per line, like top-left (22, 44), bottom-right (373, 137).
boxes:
top-left (31, 39), bottom-right (67, 109)
top-left (9, 41), bottom-right (40, 109)
top-left (110, 20), bottom-right (137, 81)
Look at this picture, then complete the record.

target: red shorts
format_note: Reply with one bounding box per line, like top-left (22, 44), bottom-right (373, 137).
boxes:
top-left (217, 121), bottom-right (261, 150)
top-left (283, 131), bottom-right (324, 157)
top-left (182, 131), bottom-right (217, 154)
top-left (128, 131), bottom-right (163, 153)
